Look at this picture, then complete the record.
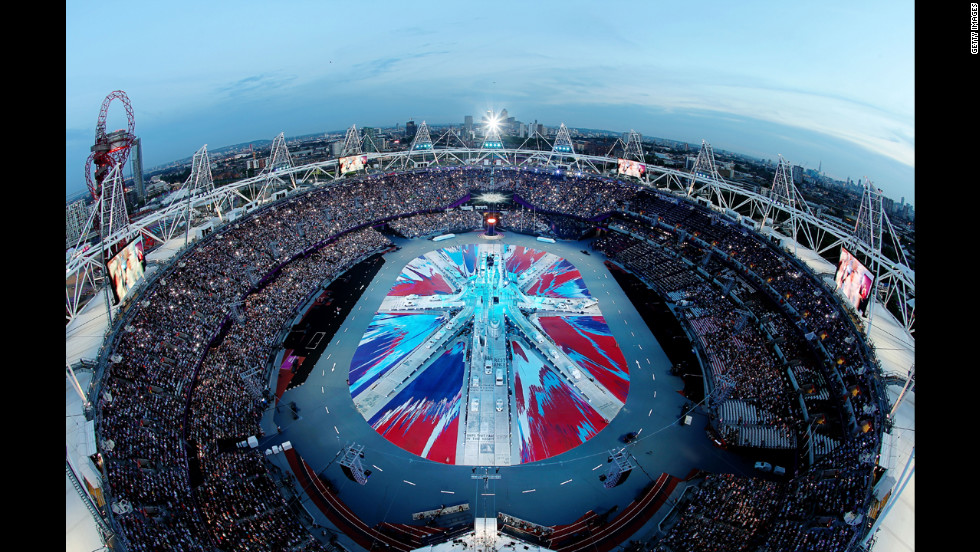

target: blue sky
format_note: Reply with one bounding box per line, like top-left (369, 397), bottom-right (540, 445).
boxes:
top-left (66, 0), bottom-right (914, 205)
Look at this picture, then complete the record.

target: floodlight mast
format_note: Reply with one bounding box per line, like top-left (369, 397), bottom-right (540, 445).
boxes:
top-left (688, 141), bottom-right (731, 210)
top-left (182, 145), bottom-right (216, 246)
top-left (483, 111), bottom-right (502, 140)
top-left (485, 109), bottom-right (501, 132)
top-left (623, 130), bottom-right (644, 163)
top-left (98, 164), bottom-right (130, 326)
top-left (342, 125), bottom-right (363, 157)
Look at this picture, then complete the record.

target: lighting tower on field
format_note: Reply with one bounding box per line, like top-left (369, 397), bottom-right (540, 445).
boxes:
top-left (85, 91), bottom-right (137, 202)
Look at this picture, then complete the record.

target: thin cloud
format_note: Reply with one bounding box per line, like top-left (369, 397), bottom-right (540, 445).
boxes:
top-left (216, 73), bottom-right (297, 98)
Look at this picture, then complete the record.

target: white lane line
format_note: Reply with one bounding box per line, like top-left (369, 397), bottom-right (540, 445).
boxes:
top-left (522, 489), bottom-right (536, 493)
top-left (648, 409), bottom-right (653, 417)
top-left (441, 490), bottom-right (454, 494)
top-left (321, 386), bottom-right (324, 394)
top-left (325, 406), bottom-right (330, 414)
top-left (334, 426), bottom-right (339, 434)
top-left (404, 480), bottom-right (416, 486)
top-left (372, 464), bottom-right (383, 472)
top-left (592, 464), bottom-right (603, 471)
top-left (560, 479), bottom-right (573, 485)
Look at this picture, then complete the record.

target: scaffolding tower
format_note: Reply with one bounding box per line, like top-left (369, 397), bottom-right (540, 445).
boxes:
top-left (602, 449), bottom-right (635, 488)
top-left (339, 443), bottom-right (370, 485)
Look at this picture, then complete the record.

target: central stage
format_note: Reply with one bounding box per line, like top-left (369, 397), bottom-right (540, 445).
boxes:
top-left (349, 243), bottom-right (629, 466)
top-left (266, 231), bottom-right (759, 532)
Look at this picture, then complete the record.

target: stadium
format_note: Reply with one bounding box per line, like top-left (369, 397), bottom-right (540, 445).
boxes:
top-left (66, 119), bottom-right (915, 552)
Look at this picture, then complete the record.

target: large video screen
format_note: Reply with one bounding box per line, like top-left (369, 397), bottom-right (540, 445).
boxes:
top-left (834, 248), bottom-right (874, 314)
top-left (340, 155), bottom-right (367, 174)
top-left (107, 238), bottom-right (146, 305)
top-left (617, 158), bottom-right (646, 178)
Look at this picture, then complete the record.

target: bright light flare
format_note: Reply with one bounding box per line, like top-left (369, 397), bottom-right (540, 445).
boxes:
top-left (484, 110), bottom-right (502, 133)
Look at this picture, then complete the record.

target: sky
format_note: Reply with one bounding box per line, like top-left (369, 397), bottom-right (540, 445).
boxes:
top-left (66, 0), bottom-right (915, 205)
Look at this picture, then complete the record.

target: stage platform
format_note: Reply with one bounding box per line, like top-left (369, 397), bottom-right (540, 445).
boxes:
top-left (260, 230), bottom-right (759, 538)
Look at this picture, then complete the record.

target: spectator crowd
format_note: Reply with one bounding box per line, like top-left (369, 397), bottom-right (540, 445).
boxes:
top-left (655, 473), bottom-right (861, 552)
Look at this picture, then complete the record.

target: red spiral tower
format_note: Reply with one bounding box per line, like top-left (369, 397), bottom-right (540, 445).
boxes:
top-left (85, 90), bottom-right (136, 200)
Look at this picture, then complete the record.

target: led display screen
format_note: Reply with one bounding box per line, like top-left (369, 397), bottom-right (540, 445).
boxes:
top-left (834, 247), bottom-right (874, 313)
top-left (340, 155), bottom-right (367, 174)
top-left (617, 158), bottom-right (646, 178)
top-left (106, 238), bottom-right (146, 304)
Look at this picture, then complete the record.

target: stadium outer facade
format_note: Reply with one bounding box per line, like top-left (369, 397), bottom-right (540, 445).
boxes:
top-left (66, 131), bottom-right (915, 552)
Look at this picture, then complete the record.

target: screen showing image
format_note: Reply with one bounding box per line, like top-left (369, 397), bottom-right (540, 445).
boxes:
top-left (340, 155), bottom-right (367, 174)
top-left (107, 238), bottom-right (146, 305)
top-left (617, 158), bottom-right (646, 178)
top-left (834, 248), bottom-right (874, 313)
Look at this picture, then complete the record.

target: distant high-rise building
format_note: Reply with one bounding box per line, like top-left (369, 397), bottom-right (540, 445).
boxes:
top-left (882, 196), bottom-right (895, 215)
top-left (405, 120), bottom-right (417, 141)
top-left (131, 137), bottom-right (145, 202)
top-left (465, 115), bottom-right (473, 134)
top-left (792, 165), bottom-right (803, 184)
top-left (66, 198), bottom-right (93, 247)
top-left (363, 127), bottom-right (379, 152)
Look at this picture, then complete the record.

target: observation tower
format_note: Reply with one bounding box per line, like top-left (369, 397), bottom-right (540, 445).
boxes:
top-left (85, 90), bottom-right (136, 201)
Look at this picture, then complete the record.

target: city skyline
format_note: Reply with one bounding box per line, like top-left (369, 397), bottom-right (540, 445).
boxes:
top-left (66, 1), bottom-right (914, 205)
